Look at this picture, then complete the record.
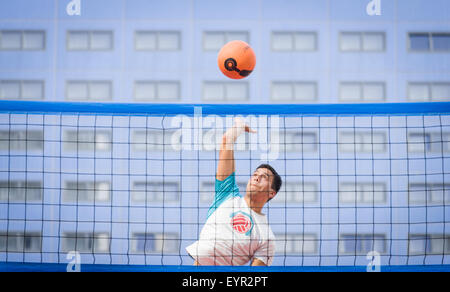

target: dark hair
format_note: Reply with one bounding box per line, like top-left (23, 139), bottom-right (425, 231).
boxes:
top-left (256, 164), bottom-right (282, 195)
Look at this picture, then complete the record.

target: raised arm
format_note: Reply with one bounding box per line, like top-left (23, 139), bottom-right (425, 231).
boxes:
top-left (216, 118), bottom-right (256, 181)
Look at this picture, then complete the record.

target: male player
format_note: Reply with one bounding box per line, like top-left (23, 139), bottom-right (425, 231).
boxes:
top-left (186, 118), bottom-right (282, 266)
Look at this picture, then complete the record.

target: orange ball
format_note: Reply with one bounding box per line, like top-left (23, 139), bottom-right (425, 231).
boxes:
top-left (217, 40), bottom-right (256, 79)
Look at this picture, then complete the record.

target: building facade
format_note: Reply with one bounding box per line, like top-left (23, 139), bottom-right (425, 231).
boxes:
top-left (0, 0), bottom-right (449, 267)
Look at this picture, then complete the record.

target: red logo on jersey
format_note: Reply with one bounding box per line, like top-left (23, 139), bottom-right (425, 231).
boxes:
top-left (230, 212), bottom-right (253, 235)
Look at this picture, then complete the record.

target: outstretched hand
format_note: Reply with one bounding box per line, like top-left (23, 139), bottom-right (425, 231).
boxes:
top-left (234, 117), bottom-right (257, 134)
top-left (223, 117), bottom-right (256, 147)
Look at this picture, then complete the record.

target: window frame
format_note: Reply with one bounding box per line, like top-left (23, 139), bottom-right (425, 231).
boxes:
top-left (61, 232), bottom-right (110, 253)
top-left (280, 130), bottom-right (318, 153)
top-left (0, 80), bottom-right (45, 100)
top-left (271, 31), bottom-right (318, 52)
top-left (407, 82), bottom-right (450, 101)
top-left (65, 80), bottom-right (113, 101)
top-left (274, 181), bottom-right (319, 204)
top-left (408, 183), bottom-right (450, 205)
top-left (0, 180), bottom-right (43, 202)
top-left (339, 182), bottom-right (387, 204)
top-left (62, 181), bottom-right (111, 203)
top-left (338, 130), bottom-right (387, 153)
top-left (408, 32), bottom-right (450, 53)
top-left (130, 232), bottom-right (179, 254)
top-left (339, 31), bottom-right (386, 53)
top-left (0, 129), bottom-right (44, 151)
top-left (66, 30), bottom-right (114, 51)
top-left (339, 82), bottom-right (386, 102)
top-left (339, 233), bottom-right (387, 255)
top-left (63, 129), bottom-right (112, 152)
top-left (131, 129), bottom-right (178, 152)
top-left (131, 181), bottom-right (180, 203)
top-left (0, 231), bottom-right (42, 252)
top-left (274, 233), bottom-right (318, 255)
top-left (408, 234), bottom-right (450, 255)
top-left (203, 31), bottom-right (250, 51)
top-left (202, 81), bottom-right (249, 102)
top-left (134, 30), bottom-right (181, 51)
top-left (133, 80), bottom-right (180, 102)
top-left (0, 30), bottom-right (46, 51)
top-left (270, 81), bottom-right (318, 102)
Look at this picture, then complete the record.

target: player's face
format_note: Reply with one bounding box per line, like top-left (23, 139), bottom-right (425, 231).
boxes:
top-left (247, 168), bottom-right (274, 199)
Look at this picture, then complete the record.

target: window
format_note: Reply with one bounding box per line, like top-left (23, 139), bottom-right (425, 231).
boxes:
top-left (157, 32), bottom-right (179, 50)
top-left (408, 83), bottom-right (430, 101)
top-left (200, 181), bottom-right (247, 203)
top-left (1, 31), bottom-right (21, 50)
top-left (203, 31), bottom-right (249, 51)
top-left (339, 182), bottom-right (386, 204)
top-left (409, 234), bottom-right (450, 255)
top-left (130, 232), bottom-right (179, 254)
top-left (271, 82), bottom-right (317, 102)
top-left (432, 33), bottom-right (450, 51)
top-left (67, 31), bottom-right (113, 51)
top-left (407, 132), bottom-right (432, 153)
top-left (66, 81), bottom-right (112, 101)
top-left (432, 83), bottom-right (450, 100)
top-left (0, 81), bottom-right (20, 99)
top-left (63, 181), bottom-right (110, 203)
top-left (135, 31), bottom-right (180, 51)
top-left (0, 80), bottom-right (44, 100)
top-left (275, 234), bottom-right (317, 255)
top-left (0, 130), bottom-right (43, 151)
top-left (202, 82), bottom-right (248, 102)
top-left (271, 32), bottom-right (317, 51)
top-left (408, 131), bottom-right (450, 153)
top-left (22, 31), bottom-right (46, 50)
top-left (0, 181), bottom-right (42, 202)
top-left (132, 181), bottom-right (180, 203)
top-left (409, 33), bottom-right (450, 52)
top-left (0, 30), bottom-right (45, 50)
top-left (339, 82), bottom-right (385, 102)
top-left (408, 82), bottom-right (450, 101)
top-left (339, 131), bottom-right (386, 153)
top-left (61, 232), bottom-right (110, 253)
top-left (340, 32), bottom-right (361, 51)
top-left (443, 133), bottom-right (450, 152)
top-left (63, 130), bottom-right (111, 152)
top-left (0, 232), bottom-right (41, 252)
top-left (134, 81), bottom-right (180, 101)
top-left (409, 33), bottom-right (430, 51)
top-left (339, 234), bottom-right (386, 255)
top-left (340, 32), bottom-right (385, 52)
top-left (281, 131), bottom-right (317, 152)
top-left (132, 130), bottom-right (177, 152)
top-left (276, 182), bottom-right (318, 203)
top-left (409, 183), bottom-right (450, 205)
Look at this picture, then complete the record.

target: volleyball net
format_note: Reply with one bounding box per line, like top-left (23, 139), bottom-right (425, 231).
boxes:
top-left (1, 100), bottom-right (450, 272)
